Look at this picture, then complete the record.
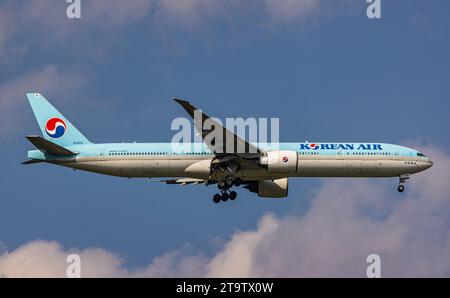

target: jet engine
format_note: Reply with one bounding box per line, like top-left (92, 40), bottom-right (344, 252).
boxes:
top-left (244, 178), bottom-right (289, 198)
top-left (259, 150), bottom-right (298, 173)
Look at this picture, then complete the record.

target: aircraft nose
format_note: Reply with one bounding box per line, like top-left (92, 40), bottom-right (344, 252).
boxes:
top-left (420, 159), bottom-right (433, 171)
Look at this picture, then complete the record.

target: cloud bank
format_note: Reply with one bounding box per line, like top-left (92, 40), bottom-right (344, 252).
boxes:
top-left (0, 0), bottom-right (329, 56)
top-left (1, 144), bottom-right (449, 277)
top-left (0, 65), bottom-right (87, 141)
top-left (264, 0), bottom-right (321, 23)
top-left (0, 0), bottom-right (337, 141)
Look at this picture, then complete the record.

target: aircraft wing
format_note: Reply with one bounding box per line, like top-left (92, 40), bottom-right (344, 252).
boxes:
top-left (173, 98), bottom-right (262, 159)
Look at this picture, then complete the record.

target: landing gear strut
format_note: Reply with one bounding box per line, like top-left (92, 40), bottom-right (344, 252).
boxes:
top-left (397, 174), bottom-right (410, 193)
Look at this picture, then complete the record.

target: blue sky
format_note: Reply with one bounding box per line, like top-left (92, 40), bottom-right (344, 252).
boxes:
top-left (1, 1), bottom-right (450, 277)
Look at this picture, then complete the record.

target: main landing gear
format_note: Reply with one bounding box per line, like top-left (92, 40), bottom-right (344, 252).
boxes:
top-left (213, 177), bottom-right (241, 204)
top-left (397, 174), bottom-right (410, 193)
top-left (213, 190), bottom-right (237, 204)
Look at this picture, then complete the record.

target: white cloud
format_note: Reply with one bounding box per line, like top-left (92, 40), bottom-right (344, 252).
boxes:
top-left (155, 0), bottom-right (223, 24)
top-left (87, 0), bottom-right (153, 26)
top-left (0, 241), bottom-right (206, 278)
top-left (1, 144), bottom-right (449, 277)
top-left (0, 241), bottom-right (126, 278)
top-left (0, 0), bottom-right (338, 57)
top-left (134, 247), bottom-right (208, 277)
top-left (264, 0), bottom-right (321, 23)
top-left (9, 0), bottom-right (153, 31)
top-left (154, 0), bottom-right (324, 27)
top-left (0, 65), bottom-right (87, 141)
top-left (206, 214), bottom-right (278, 277)
top-left (0, 0), bottom-right (153, 58)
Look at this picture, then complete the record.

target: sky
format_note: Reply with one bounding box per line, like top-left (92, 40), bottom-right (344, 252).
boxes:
top-left (0, 0), bottom-right (450, 277)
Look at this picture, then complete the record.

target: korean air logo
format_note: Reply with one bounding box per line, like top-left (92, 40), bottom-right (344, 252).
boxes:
top-left (309, 143), bottom-right (320, 150)
top-left (45, 117), bottom-right (66, 138)
top-left (282, 156), bottom-right (289, 163)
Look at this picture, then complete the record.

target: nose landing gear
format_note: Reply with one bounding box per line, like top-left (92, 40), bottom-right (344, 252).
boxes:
top-left (397, 174), bottom-right (410, 193)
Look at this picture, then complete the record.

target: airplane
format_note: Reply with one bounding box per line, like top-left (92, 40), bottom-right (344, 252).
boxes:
top-left (24, 93), bottom-right (433, 204)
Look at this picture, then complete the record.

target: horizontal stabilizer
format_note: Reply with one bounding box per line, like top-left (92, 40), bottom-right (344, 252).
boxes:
top-left (22, 159), bottom-right (44, 165)
top-left (26, 135), bottom-right (77, 156)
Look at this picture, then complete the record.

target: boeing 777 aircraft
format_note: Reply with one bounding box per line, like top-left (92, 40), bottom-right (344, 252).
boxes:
top-left (24, 93), bottom-right (433, 203)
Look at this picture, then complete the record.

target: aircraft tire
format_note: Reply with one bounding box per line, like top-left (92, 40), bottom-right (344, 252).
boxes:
top-left (218, 181), bottom-right (226, 190)
top-left (213, 194), bottom-right (221, 203)
top-left (221, 192), bottom-right (229, 201)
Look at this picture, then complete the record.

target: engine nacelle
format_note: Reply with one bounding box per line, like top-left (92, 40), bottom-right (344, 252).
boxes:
top-left (258, 178), bottom-right (289, 198)
top-left (259, 150), bottom-right (298, 173)
top-left (184, 159), bottom-right (212, 178)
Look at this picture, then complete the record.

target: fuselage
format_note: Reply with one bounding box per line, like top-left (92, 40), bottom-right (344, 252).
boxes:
top-left (28, 142), bottom-right (433, 180)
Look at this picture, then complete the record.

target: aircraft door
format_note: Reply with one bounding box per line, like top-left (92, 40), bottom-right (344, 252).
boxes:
top-left (98, 148), bottom-right (107, 161)
top-left (336, 148), bottom-right (345, 175)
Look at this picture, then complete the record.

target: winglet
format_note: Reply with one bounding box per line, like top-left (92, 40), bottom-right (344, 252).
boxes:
top-left (172, 98), bottom-right (197, 118)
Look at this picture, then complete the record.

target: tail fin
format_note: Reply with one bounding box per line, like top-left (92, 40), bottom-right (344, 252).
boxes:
top-left (26, 93), bottom-right (92, 146)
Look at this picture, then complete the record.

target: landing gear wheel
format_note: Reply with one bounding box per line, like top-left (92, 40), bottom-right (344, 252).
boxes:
top-left (234, 178), bottom-right (241, 187)
top-left (218, 181), bottom-right (226, 190)
top-left (221, 192), bottom-right (229, 202)
top-left (213, 194), bottom-right (221, 204)
top-left (225, 179), bottom-right (234, 188)
top-left (229, 191), bottom-right (237, 200)
top-left (398, 185), bottom-right (405, 193)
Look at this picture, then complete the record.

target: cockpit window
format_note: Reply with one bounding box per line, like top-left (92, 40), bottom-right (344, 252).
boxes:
top-left (417, 152), bottom-right (426, 157)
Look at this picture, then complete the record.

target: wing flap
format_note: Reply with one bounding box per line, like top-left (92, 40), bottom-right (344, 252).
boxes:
top-left (151, 178), bottom-right (205, 185)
